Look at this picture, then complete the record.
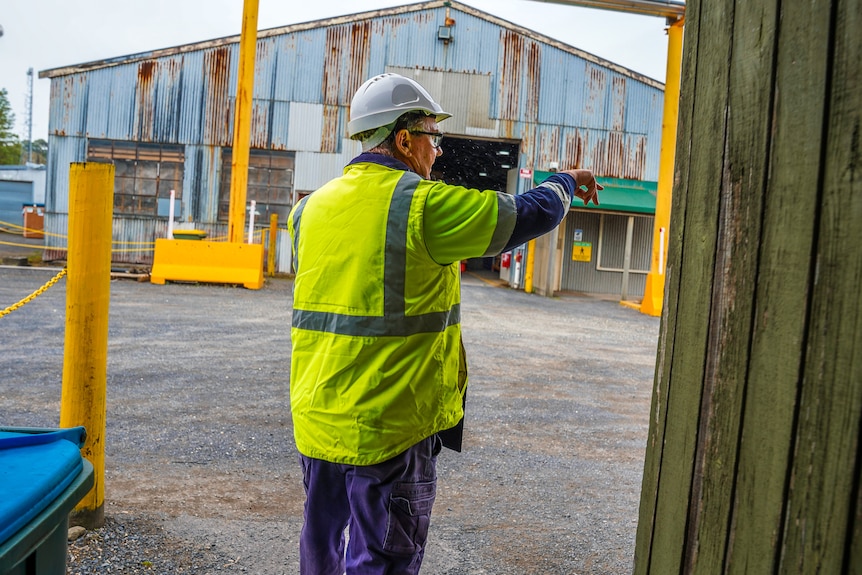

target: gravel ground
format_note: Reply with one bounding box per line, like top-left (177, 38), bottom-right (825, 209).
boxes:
top-left (0, 263), bottom-right (659, 574)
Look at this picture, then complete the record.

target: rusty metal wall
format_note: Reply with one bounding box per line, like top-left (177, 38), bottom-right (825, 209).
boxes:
top-left (41, 2), bottom-right (665, 273)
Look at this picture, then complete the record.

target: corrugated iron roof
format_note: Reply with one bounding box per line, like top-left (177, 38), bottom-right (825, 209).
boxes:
top-left (38, 1), bottom-right (664, 90)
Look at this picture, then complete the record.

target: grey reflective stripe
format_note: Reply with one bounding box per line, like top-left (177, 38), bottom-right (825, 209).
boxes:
top-left (292, 171), bottom-right (461, 337)
top-left (290, 196), bottom-right (308, 273)
top-left (537, 180), bottom-right (572, 210)
top-left (483, 192), bottom-right (517, 256)
top-left (384, 172), bottom-right (418, 317)
top-left (292, 303), bottom-right (461, 337)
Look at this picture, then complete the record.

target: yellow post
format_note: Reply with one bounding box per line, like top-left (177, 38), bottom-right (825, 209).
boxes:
top-left (60, 162), bottom-right (114, 529)
top-left (524, 239), bottom-right (536, 293)
top-left (227, 0), bottom-right (260, 244)
top-left (641, 18), bottom-right (684, 317)
top-left (267, 213), bottom-right (278, 277)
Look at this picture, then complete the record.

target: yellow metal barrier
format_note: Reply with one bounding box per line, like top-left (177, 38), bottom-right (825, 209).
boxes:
top-left (150, 239), bottom-right (265, 290)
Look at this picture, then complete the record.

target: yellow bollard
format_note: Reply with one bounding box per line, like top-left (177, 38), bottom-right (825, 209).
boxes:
top-left (524, 239), bottom-right (536, 293)
top-left (268, 213), bottom-right (278, 277)
top-left (60, 162), bottom-right (114, 529)
top-left (641, 18), bottom-right (684, 317)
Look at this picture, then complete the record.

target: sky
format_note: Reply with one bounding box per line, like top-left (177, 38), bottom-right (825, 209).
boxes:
top-left (0, 0), bottom-right (671, 144)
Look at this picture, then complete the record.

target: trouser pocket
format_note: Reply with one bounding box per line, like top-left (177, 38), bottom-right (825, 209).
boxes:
top-left (383, 480), bottom-right (437, 555)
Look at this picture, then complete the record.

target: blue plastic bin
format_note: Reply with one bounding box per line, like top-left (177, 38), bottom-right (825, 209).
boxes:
top-left (0, 427), bottom-right (94, 575)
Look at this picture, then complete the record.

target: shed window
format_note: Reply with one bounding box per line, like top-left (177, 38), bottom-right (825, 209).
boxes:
top-left (219, 149), bottom-right (295, 223)
top-left (595, 213), bottom-right (652, 273)
top-left (87, 140), bottom-right (184, 217)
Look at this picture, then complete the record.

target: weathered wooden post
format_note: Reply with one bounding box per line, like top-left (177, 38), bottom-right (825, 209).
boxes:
top-left (634, 0), bottom-right (861, 572)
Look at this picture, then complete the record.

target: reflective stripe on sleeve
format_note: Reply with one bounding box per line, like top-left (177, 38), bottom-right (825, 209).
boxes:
top-left (290, 197), bottom-right (308, 272)
top-left (483, 191), bottom-right (517, 256)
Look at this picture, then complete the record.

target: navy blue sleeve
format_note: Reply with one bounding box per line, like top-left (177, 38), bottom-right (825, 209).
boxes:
top-left (501, 173), bottom-right (576, 252)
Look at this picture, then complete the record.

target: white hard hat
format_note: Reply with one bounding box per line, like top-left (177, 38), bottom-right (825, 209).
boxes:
top-left (348, 73), bottom-right (451, 149)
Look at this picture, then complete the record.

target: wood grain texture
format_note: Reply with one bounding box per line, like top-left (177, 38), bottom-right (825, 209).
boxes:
top-left (634, 0), bottom-right (862, 572)
top-left (779, 0), bottom-right (862, 571)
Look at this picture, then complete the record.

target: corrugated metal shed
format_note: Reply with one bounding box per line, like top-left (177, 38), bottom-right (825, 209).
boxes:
top-left (560, 210), bottom-right (653, 297)
top-left (38, 0), bottom-right (665, 273)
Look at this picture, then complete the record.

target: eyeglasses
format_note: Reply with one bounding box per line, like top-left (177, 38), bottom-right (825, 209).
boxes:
top-left (409, 130), bottom-right (444, 148)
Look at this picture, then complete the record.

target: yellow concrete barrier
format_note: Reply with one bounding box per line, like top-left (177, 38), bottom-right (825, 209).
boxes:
top-left (150, 239), bottom-right (265, 290)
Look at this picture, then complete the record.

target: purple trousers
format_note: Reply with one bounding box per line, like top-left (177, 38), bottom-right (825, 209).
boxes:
top-left (299, 435), bottom-right (441, 575)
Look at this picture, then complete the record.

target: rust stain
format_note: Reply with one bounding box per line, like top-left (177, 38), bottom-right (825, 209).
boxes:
top-left (500, 29), bottom-right (523, 123)
top-left (203, 46), bottom-right (233, 146)
top-left (347, 21), bottom-right (371, 99)
top-left (520, 125), bottom-right (536, 170)
top-left (321, 104), bottom-right (339, 154)
top-left (607, 131), bottom-right (624, 177)
top-left (500, 30), bottom-right (541, 130)
top-left (321, 21), bottom-right (371, 152)
top-left (611, 76), bottom-right (626, 132)
top-left (61, 76), bottom-right (77, 136)
top-left (537, 126), bottom-right (560, 170)
top-left (251, 100), bottom-right (269, 148)
top-left (138, 61), bottom-right (156, 84)
top-left (136, 60), bottom-right (157, 141)
top-left (524, 40), bottom-right (541, 124)
top-left (630, 135), bottom-right (647, 179)
top-left (562, 129), bottom-right (647, 180)
top-left (249, 42), bottom-right (272, 148)
top-left (584, 64), bottom-right (607, 122)
top-left (564, 131), bottom-right (584, 170)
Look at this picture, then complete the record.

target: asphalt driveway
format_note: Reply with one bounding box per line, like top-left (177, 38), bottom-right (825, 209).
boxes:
top-left (0, 265), bottom-right (659, 574)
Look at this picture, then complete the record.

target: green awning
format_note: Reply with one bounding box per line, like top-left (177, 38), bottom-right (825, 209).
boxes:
top-left (534, 171), bottom-right (657, 215)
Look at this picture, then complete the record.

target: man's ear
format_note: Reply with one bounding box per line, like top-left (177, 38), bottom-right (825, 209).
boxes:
top-left (394, 129), bottom-right (411, 156)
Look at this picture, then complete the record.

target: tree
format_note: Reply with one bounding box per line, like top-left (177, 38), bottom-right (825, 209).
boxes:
top-left (20, 138), bottom-right (48, 165)
top-left (0, 88), bottom-right (22, 165)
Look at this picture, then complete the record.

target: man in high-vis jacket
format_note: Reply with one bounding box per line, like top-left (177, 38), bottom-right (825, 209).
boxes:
top-left (288, 73), bottom-right (601, 574)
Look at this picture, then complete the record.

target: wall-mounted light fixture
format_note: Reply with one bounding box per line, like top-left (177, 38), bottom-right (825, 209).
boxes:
top-left (438, 7), bottom-right (455, 44)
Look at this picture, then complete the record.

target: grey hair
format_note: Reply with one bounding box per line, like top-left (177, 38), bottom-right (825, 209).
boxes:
top-left (366, 111), bottom-right (431, 155)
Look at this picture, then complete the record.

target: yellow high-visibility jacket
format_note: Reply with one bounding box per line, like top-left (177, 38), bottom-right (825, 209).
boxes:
top-left (288, 157), bottom-right (517, 465)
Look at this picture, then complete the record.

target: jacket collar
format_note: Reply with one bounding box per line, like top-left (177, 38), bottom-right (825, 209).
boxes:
top-left (347, 152), bottom-right (413, 173)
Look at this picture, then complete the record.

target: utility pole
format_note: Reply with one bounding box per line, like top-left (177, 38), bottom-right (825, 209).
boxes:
top-left (25, 68), bottom-right (33, 164)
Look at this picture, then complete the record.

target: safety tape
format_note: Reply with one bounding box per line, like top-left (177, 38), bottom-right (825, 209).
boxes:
top-left (0, 268), bottom-right (67, 319)
top-left (0, 241), bottom-right (156, 254)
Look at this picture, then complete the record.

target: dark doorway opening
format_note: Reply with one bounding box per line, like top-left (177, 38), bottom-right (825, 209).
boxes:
top-left (432, 136), bottom-right (519, 192)
top-left (432, 136), bottom-right (520, 275)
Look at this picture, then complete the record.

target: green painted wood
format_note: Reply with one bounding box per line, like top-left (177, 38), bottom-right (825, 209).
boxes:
top-left (632, 1), bottom-right (700, 567)
top-left (686, 0), bottom-right (781, 571)
top-left (633, 5), bottom-right (702, 569)
top-left (851, 486), bottom-right (862, 574)
top-left (635, 0), bottom-right (735, 571)
top-left (779, 0), bottom-right (862, 571)
top-left (727, 0), bottom-right (832, 571)
top-left (635, 0), bottom-right (861, 572)
top-left (633, 7), bottom-right (698, 575)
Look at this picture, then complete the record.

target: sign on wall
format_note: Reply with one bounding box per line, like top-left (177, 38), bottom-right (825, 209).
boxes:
top-left (572, 241), bottom-right (592, 262)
